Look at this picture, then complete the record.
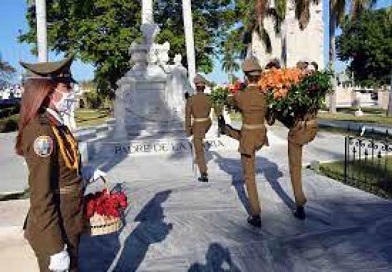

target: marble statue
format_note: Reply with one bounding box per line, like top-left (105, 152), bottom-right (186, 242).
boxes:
top-left (112, 2), bottom-right (193, 138)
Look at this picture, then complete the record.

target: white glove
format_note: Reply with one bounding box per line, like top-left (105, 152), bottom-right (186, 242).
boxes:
top-left (81, 166), bottom-right (106, 185)
top-left (48, 245), bottom-right (70, 272)
top-left (92, 168), bottom-right (106, 182)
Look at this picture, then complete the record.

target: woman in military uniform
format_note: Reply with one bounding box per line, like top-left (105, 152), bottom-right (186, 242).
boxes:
top-left (218, 58), bottom-right (269, 228)
top-left (15, 55), bottom-right (84, 271)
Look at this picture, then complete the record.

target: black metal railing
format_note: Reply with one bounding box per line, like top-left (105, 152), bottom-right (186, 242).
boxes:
top-left (344, 128), bottom-right (392, 197)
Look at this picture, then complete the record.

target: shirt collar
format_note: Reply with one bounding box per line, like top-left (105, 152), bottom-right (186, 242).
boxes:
top-left (46, 108), bottom-right (64, 125)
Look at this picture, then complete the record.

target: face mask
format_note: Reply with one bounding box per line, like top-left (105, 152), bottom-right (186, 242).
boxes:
top-left (54, 89), bottom-right (74, 114)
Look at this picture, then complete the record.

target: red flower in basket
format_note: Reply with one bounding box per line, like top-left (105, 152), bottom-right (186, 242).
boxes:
top-left (228, 81), bottom-right (245, 94)
top-left (84, 188), bottom-right (128, 219)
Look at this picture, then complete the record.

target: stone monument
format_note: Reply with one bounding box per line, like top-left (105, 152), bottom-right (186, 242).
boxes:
top-left (75, 0), bottom-right (282, 161)
top-left (112, 1), bottom-right (193, 138)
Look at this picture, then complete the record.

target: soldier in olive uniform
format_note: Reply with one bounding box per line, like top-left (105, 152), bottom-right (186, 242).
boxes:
top-left (15, 55), bottom-right (84, 271)
top-left (185, 74), bottom-right (213, 182)
top-left (218, 58), bottom-right (269, 228)
top-left (289, 60), bottom-right (319, 219)
top-left (268, 60), bottom-right (319, 220)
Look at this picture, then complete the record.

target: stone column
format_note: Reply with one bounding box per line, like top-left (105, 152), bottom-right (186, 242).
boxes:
top-left (182, 0), bottom-right (196, 87)
top-left (142, 0), bottom-right (154, 24)
top-left (35, 0), bottom-right (48, 62)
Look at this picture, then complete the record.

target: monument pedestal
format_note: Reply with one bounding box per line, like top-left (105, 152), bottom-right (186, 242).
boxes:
top-left (112, 23), bottom-right (194, 140)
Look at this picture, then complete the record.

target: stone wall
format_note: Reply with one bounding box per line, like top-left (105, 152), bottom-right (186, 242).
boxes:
top-left (378, 90), bottom-right (390, 110)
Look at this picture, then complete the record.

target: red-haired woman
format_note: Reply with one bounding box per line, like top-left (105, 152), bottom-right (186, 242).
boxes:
top-left (16, 56), bottom-right (84, 272)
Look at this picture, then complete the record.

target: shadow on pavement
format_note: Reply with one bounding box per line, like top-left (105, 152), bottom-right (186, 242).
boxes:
top-left (109, 190), bottom-right (173, 271)
top-left (80, 190), bottom-right (172, 272)
top-left (211, 151), bottom-right (296, 213)
top-left (188, 243), bottom-right (241, 272)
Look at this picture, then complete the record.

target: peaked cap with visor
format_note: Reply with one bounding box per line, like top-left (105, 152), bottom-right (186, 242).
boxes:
top-left (193, 74), bottom-right (210, 87)
top-left (242, 58), bottom-right (262, 76)
top-left (20, 54), bottom-right (77, 83)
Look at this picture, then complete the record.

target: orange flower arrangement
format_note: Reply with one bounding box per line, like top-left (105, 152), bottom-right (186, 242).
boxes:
top-left (258, 68), bottom-right (303, 99)
top-left (259, 66), bottom-right (332, 128)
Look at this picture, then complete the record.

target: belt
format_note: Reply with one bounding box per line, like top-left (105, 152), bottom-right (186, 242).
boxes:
top-left (296, 119), bottom-right (317, 128)
top-left (56, 184), bottom-right (80, 195)
top-left (242, 123), bottom-right (264, 130)
top-left (193, 117), bottom-right (210, 123)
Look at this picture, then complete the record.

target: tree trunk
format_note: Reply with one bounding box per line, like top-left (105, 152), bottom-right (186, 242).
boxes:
top-left (182, 0), bottom-right (196, 87)
top-left (35, 0), bottom-right (48, 62)
top-left (328, 1), bottom-right (337, 114)
top-left (388, 68), bottom-right (392, 117)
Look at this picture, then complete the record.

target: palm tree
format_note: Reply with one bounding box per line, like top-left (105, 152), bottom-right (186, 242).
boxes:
top-left (221, 54), bottom-right (240, 83)
top-left (224, 0), bottom-right (273, 60)
top-left (0, 54), bottom-right (16, 87)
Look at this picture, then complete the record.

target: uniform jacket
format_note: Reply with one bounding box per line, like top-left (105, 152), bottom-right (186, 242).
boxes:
top-left (185, 93), bottom-right (212, 138)
top-left (22, 111), bottom-right (84, 255)
top-left (231, 85), bottom-right (269, 155)
top-left (288, 113), bottom-right (318, 145)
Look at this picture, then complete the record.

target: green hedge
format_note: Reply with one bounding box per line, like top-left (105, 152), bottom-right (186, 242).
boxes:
top-left (83, 92), bottom-right (102, 109)
top-left (0, 114), bottom-right (19, 133)
top-left (319, 158), bottom-right (392, 199)
top-left (0, 104), bottom-right (20, 118)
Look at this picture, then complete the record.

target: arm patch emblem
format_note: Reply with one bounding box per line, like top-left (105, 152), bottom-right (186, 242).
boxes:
top-left (33, 136), bottom-right (54, 157)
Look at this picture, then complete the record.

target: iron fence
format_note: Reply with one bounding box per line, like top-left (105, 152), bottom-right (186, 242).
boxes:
top-left (344, 128), bottom-right (392, 197)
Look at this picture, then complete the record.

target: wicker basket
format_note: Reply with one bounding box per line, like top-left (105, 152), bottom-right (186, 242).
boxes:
top-left (85, 176), bottom-right (124, 236)
top-left (87, 213), bottom-right (122, 236)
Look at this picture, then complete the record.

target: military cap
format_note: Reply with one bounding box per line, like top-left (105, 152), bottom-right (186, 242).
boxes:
top-left (242, 58), bottom-right (262, 74)
top-left (309, 61), bottom-right (319, 71)
top-left (20, 54), bottom-right (77, 83)
top-left (265, 59), bottom-right (281, 70)
top-left (194, 74), bottom-right (209, 86)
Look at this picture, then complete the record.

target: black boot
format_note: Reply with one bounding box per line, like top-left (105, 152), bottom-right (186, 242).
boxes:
top-left (198, 173), bottom-right (209, 183)
top-left (293, 206), bottom-right (306, 220)
top-left (218, 116), bottom-right (226, 135)
top-left (247, 215), bottom-right (262, 228)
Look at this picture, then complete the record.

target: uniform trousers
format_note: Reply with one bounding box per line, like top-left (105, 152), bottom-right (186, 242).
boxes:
top-left (193, 137), bottom-right (207, 174)
top-left (32, 234), bottom-right (80, 272)
top-left (288, 141), bottom-right (307, 207)
top-left (224, 126), bottom-right (262, 216)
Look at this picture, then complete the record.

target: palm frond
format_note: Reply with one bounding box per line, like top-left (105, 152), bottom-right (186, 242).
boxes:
top-left (255, 0), bottom-right (268, 21)
top-left (253, 26), bottom-right (272, 54)
top-left (333, 0), bottom-right (347, 26)
top-left (295, 0), bottom-right (311, 30)
top-left (266, 8), bottom-right (283, 34)
top-left (351, 0), bottom-right (377, 19)
top-left (275, 0), bottom-right (287, 20)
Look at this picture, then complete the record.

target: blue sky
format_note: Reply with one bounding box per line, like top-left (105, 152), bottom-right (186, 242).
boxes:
top-left (0, 0), bottom-right (390, 84)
